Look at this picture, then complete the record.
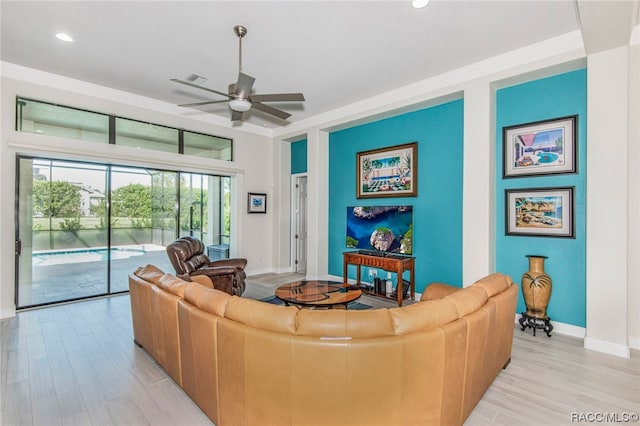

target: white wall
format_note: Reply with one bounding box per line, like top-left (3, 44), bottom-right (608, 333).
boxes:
top-left (627, 39), bottom-right (640, 350)
top-left (0, 69), bottom-right (272, 318)
top-left (585, 47), bottom-right (631, 357)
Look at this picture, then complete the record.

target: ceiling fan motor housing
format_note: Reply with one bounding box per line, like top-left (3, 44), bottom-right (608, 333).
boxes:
top-left (171, 24), bottom-right (304, 122)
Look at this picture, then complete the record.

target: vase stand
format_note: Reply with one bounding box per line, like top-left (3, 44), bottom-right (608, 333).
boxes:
top-left (519, 313), bottom-right (553, 337)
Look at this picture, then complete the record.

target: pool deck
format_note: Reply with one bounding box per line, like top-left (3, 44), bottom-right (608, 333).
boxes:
top-left (18, 245), bottom-right (174, 308)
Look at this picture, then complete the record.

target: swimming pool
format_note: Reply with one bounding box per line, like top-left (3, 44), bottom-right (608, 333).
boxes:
top-left (33, 248), bottom-right (146, 266)
top-left (537, 152), bottom-right (559, 164)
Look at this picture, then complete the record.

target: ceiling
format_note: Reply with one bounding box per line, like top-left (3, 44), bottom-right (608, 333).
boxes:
top-left (1, 1), bottom-right (638, 131)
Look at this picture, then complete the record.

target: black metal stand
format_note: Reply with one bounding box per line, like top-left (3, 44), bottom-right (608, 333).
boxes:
top-left (519, 313), bottom-right (553, 337)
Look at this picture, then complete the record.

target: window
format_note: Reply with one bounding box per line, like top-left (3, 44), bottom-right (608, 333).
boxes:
top-left (17, 98), bottom-right (109, 143)
top-left (115, 117), bottom-right (179, 153)
top-left (16, 97), bottom-right (233, 160)
top-left (184, 131), bottom-right (232, 160)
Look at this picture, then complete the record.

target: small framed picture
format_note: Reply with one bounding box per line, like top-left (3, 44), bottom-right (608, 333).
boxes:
top-left (503, 115), bottom-right (577, 178)
top-left (247, 193), bottom-right (267, 214)
top-left (505, 187), bottom-right (574, 238)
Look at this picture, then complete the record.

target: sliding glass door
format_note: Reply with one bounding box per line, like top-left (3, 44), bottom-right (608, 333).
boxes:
top-left (108, 167), bottom-right (176, 293)
top-left (16, 157), bottom-right (230, 309)
top-left (16, 159), bottom-right (110, 307)
top-left (178, 173), bottom-right (231, 249)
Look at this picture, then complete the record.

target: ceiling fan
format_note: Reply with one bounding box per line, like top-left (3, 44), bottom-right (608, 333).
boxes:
top-left (171, 25), bottom-right (305, 122)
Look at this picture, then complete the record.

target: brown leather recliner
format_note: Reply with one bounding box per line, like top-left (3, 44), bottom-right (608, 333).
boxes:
top-left (166, 236), bottom-right (247, 296)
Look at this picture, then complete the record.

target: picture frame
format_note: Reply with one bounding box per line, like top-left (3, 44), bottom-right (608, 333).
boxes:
top-left (356, 142), bottom-right (417, 198)
top-left (503, 115), bottom-right (577, 178)
top-left (505, 187), bottom-right (574, 238)
top-left (247, 192), bottom-right (267, 214)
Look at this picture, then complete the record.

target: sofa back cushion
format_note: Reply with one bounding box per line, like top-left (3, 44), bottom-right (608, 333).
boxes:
top-left (446, 286), bottom-right (488, 317)
top-left (134, 264), bottom-right (165, 284)
top-left (157, 274), bottom-right (191, 297)
top-left (183, 282), bottom-right (232, 317)
top-left (389, 297), bottom-right (459, 335)
top-left (295, 308), bottom-right (396, 338)
top-left (225, 297), bottom-right (299, 334)
top-left (472, 272), bottom-right (512, 298)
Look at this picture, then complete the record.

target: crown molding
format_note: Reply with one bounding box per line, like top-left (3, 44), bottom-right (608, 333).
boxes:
top-left (0, 61), bottom-right (274, 138)
top-left (274, 30), bottom-right (585, 139)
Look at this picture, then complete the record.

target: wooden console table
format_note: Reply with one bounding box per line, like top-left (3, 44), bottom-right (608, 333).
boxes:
top-left (343, 251), bottom-right (415, 306)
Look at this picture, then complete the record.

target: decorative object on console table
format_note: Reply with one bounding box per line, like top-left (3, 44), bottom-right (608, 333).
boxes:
top-left (356, 142), bottom-right (417, 198)
top-left (247, 192), bottom-right (267, 214)
top-left (390, 279), bottom-right (411, 300)
top-left (519, 254), bottom-right (553, 337)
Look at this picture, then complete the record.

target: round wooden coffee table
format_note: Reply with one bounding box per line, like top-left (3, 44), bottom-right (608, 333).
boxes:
top-left (275, 280), bottom-right (362, 309)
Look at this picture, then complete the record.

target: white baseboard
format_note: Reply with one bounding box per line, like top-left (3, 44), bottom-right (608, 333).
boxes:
top-left (584, 336), bottom-right (631, 358)
top-left (1, 308), bottom-right (16, 320)
top-left (513, 314), bottom-right (632, 358)
top-left (245, 267), bottom-right (277, 276)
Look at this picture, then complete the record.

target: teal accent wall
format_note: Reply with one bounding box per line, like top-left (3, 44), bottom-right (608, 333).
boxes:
top-left (291, 139), bottom-right (308, 174)
top-left (328, 100), bottom-right (464, 293)
top-left (496, 69), bottom-right (587, 327)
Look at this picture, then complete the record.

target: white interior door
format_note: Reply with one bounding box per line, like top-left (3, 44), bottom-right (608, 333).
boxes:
top-left (293, 175), bottom-right (308, 273)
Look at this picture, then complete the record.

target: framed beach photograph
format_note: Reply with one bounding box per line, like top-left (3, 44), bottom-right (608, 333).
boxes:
top-left (503, 115), bottom-right (577, 178)
top-left (505, 187), bottom-right (574, 238)
top-left (356, 142), bottom-right (417, 198)
top-left (247, 192), bottom-right (267, 214)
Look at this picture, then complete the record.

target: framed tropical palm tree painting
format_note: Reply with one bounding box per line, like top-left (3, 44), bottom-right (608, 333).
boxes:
top-left (505, 187), bottom-right (574, 238)
top-left (356, 142), bottom-right (417, 198)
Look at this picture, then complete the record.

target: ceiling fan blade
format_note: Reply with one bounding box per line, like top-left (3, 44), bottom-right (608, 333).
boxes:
top-left (231, 110), bottom-right (244, 121)
top-left (250, 93), bottom-right (305, 103)
top-left (178, 100), bottom-right (229, 107)
top-left (170, 78), bottom-right (230, 99)
top-left (234, 72), bottom-right (255, 97)
top-left (251, 102), bottom-right (291, 120)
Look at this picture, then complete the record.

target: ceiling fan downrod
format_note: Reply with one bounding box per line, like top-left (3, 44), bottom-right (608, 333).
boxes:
top-left (234, 25), bottom-right (247, 73)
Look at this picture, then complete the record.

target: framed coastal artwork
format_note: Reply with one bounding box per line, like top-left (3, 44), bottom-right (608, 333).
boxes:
top-left (247, 193), bottom-right (267, 214)
top-left (505, 187), bottom-right (574, 238)
top-left (503, 115), bottom-right (577, 178)
top-left (356, 142), bottom-right (417, 198)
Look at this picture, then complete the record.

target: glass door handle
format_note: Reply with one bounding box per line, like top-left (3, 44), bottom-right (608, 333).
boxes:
top-left (15, 239), bottom-right (22, 256)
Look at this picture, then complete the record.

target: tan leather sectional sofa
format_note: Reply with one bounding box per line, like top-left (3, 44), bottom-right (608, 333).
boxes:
top-left (129, 264), bottom-right (517, 426)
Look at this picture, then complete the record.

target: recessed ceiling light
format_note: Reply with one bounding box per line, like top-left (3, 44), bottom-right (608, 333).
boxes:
top-left (55, 33), bottom-right (74, 42)
top-left (411, 0), bottom-right (430, 8)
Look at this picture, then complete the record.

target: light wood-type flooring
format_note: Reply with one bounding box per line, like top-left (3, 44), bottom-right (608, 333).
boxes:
top-left (2, 273), bottom-right (638, 425)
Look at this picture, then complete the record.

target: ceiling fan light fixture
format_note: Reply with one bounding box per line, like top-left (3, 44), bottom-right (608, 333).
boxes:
top-left (55, 32), bottom-right (74, 42)
top-left (411, 0), bottom-right (430, 8)
top-left (229, 98), bottom-right (251, 112)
